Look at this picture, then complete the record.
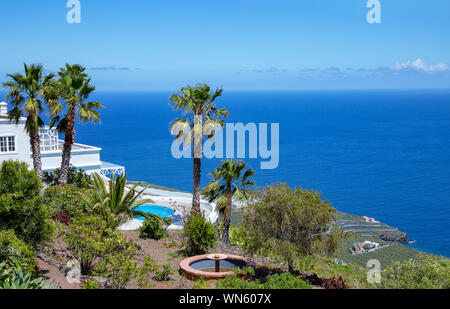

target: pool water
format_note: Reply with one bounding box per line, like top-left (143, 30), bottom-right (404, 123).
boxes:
top-left (199, 268), bottom-right (236, 273)
top-left (134, 205), bottom-right (175, 220)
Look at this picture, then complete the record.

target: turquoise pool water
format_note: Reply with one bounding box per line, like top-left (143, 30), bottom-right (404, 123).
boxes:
top-left (134, 205), bottom-right (175, 221)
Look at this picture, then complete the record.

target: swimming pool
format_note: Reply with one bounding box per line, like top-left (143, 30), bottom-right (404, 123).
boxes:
top-left (134, 205), bottom-right (175, 221)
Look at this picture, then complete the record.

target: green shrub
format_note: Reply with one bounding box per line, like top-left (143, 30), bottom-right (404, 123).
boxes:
top-left (43, 185), bottom-right (85, 218)
top-left (94, 249), bottom-right (139, 289)
top-left (229, 224), bottom-right (247, 247)
top-left (240, 183), bottom-right (345, 272)
top-left (193, 277), bottom-right (210, 289)
top-left (183, 212), bottom-right (216, 255)
top-left (216, 271), bottom-right (311, 290)
top-left (380, 254), bottom-right (450, 289)
top-left (42, 166), bottom-right (92, 189)
top-left (215, 274), bottom-right (263, 289)
top-left (0, 161), bottom-right (53, 248)
top-left (63, 214), bottom-right (134, 276)
top-left (154, 264), bottom-right (174, 281)
top-left (81, 279), bottom-right (99, 289)
top-left (137, 254), bottom-right (158, 289)
top-left (0, 230), bottom-right (37, 275)
top-left (139, 215), bottom-right (167, 240)
top-left (264, 273), bottom-right (311, 289)
top-left (0, 161), bottom-right (42, 197)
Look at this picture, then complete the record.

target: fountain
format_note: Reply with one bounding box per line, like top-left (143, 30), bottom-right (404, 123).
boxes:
top-left (180, 253), bottom-right (247, 280)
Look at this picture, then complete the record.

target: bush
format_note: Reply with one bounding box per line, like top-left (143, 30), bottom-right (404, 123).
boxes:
top-left (215, 274), bottom-right (263, 289)
top-left (55, 211), bottom-right (72, 225)
top-left (43, 185), bottom-right (86, 218)
top-left (193, 277), bottom-right (210, 289)
top-left (42, 166), bottom-right (92, 189)
top-left (183, 212), bottom-right (217, 255)
top-left (0, 161), bottom-right (53, 248)
top-left (241, 183), bottom-right (345, 272)
top-left (137, 254), bottom-right (158, 289)
top-left (62, 214), bottom-right (135, 276)
top-left (154, 264), bottom-right (174, 281)
top-left (229, 224), bottom-right (247, 247)
top-left (139, 215), bottom-right (167, 240)
top-left (0, 161), bottom-right (41, 197)
top-left (380, 254), bottom-right (450, 289)
top-left (0, 230), bottom-right (37, 275)
top-left (81, 279), bottom-right (99, 289)
top-left (94, 249), bottom-right (138, 289)
top-left (216, 271), bottom-right (311, 290)
top-left (264, 273), bottom-right (311, 289)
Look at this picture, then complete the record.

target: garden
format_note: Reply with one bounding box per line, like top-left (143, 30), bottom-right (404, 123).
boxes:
top-left (1, 160), bottom-right (449, 290)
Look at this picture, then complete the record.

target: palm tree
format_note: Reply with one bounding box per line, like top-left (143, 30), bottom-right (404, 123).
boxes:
top-left (170, 84), bottom-right (228, 213)
top-left (48, 64), bottom-right (102, 186)
top-left (2, 64), bottom-right (54, 178)
top-left (201, 160), bottom-right (255, 244)
top-left (77, 173), bottom-right (153, 227)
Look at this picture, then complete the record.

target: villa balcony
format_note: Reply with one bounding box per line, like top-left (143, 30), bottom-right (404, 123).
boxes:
top-left (38, 127), bottom-right (124, 176)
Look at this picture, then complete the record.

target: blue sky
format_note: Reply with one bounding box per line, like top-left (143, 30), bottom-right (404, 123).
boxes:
top-left (1, 0), bottom-right (450, 91)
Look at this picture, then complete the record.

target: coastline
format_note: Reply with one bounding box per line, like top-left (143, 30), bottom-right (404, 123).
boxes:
top-left (126, 181), bottom-right (439, 268)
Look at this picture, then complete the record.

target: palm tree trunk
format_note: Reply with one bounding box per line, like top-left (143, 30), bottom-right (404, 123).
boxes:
top-left (59, 109), bottom-right (75, 186)
top-left (192, 111), bottom-right (202, 213)
top-left (221, 189), bottom-right (233, 244)
top-left (192, 157), bottom-right (201, 213)
top-left (30, 131), bottom-right (42, 178)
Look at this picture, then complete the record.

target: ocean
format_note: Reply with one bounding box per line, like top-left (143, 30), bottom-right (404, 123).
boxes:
top-left (12, 89), bottom-right (450, 257)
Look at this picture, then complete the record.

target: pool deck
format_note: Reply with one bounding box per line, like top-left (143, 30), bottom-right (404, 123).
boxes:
top-left (119, 185), bottom-right (219, 231)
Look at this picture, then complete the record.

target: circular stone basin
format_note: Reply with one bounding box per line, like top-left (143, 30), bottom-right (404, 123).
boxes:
top-left (180, 254), bottom-right (247, 280)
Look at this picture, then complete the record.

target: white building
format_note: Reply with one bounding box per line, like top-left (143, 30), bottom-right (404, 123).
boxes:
top-left (0, 101), bottom-right (124, 176)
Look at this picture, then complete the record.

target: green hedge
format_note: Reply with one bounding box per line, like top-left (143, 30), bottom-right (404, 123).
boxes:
top-left (0, 230), bottom-right (37, 275)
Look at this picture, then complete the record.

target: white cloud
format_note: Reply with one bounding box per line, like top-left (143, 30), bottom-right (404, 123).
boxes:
top-left (392, 58), bottom-right (450, 73)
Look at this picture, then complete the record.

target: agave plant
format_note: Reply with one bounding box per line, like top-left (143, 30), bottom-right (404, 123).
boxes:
top-left (77, 173), bottom-right (153, 227)
top-left (0, 261), bottom-right (58, 289)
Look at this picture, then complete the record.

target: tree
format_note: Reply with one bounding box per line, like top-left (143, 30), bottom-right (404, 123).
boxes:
top-left (380, 254), bottom-right (450, 289)
top-left (241, 183), bottom-right (345, 272)
top-left (169, 84), bottom-right (228, 213)
top-left (0, 161), bottom-right (53, 248)
top-left (202, 160), bottom-right (255, 244)
top-left (3, 64), bottom-right (55, 177)
top-left (48, 64), bottom-right (102, 186)
top-left (77, 173), bottom-right (153, 227)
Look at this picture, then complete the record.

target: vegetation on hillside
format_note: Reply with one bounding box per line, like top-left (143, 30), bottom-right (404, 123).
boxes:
top-left (238, 183), bottom-right (346, 272)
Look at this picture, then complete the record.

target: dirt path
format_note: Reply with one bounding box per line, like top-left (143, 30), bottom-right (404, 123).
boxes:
top-left (37, 258), bottom-right (80, 289)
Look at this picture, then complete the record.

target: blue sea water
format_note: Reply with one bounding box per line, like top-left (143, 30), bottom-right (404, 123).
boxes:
top-left (67, 90), bottom-right (449, 257)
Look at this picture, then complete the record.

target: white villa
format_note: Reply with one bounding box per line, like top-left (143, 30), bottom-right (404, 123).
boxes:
top-left (0, 101), bottom-right (124, 176)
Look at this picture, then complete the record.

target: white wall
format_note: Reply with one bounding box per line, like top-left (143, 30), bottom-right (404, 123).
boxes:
top-left (0, 118), bottom-right (32, 166)
top-left (41, 149), bottom-right (101, 171)
top-left (1, 117), bottom-right (103, 172)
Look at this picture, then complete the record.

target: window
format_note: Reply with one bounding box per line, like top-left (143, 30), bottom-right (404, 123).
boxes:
top-left (39, 128), bottom-right (59, 152)
top-left (0, 136), bottom-right (15, 153)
